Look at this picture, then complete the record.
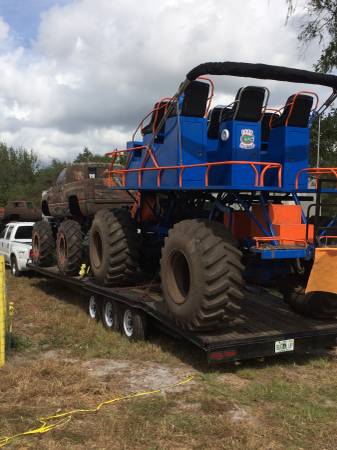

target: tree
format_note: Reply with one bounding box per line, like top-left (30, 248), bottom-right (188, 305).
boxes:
top-left (0, 143), bottom-right (39, 206)
top-left (74, 147), bottom-right (110, 163)
top-left (286, 0), bottom-right (337, 72)
top-left (286, 0), bottom-right (337, 166)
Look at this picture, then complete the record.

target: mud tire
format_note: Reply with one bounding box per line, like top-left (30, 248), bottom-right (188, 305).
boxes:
top-left (89, 209), bottom-right (139, 285)
top-left (32, 220), bottom-right (54, 267)
top-left (160, 219), bottom-right (245, 330)
top-left (56, 219), bottom-right (83, 276)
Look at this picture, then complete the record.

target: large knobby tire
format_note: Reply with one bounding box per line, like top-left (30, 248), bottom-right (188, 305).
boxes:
top-left (160, 219), bottom-right (245, 330)
top-left (89, 209), bottom-right (139, 285)
top-left (283, 283), bottom-right (337, 319)
top-left (56, 219), bottom-right (83, 276)
top-left (32, 220), bottom-right (54, 267)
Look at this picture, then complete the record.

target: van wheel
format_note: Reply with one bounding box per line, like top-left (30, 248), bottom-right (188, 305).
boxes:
top-left (122, 308), bottom-right (147, 340)
top-left (10, 256), bottom-right (21, 277)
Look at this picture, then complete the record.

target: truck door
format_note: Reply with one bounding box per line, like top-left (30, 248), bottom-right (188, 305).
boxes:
top-left (52, 168), bottom-right (67, 216)
top-left (3, 225), bottom-right (14, 262)
top-left (0, 225), bottom-right (9, 254)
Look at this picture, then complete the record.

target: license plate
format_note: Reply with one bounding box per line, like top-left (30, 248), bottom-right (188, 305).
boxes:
top-left (275, 339), bottom-right (295, 353)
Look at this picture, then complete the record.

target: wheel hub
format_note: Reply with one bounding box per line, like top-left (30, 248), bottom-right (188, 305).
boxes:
top-left (123, 310), bottom-right (133, 337)
top-left (167, 250), bottom-right (191, 305)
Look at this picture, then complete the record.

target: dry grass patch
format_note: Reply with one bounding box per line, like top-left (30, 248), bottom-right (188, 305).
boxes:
top-left (1, 271), bottom-right (337, 449)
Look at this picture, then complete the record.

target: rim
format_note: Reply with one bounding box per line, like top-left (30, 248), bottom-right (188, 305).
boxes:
top-left (58, 234), bottom-right (67, 264)
top-left (167, 250), bottom-right (191, 304)
top-left (88, 295), bottom-right (97, 319)
top-left (123, 309), bottom-right (133, 337)
top-left (92, 229), bottom-right (103, 269)
top-left (33, 234), bottom-right (40, 258)
top-left (11, 260), bottom-right (16, 275)
top-left (104, 301), bottom-right (114, 328)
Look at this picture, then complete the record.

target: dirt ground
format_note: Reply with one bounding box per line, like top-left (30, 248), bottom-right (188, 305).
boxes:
top-left (1, 272), bottom-right (337, 449)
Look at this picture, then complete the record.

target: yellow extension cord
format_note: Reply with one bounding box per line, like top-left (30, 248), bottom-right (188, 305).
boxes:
top-left (0, 374), bottom-right (194, 447)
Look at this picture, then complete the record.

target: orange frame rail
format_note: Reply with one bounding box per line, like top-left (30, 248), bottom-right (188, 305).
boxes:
top-left (254, 236), bottom-right (308, 248)
top-left (295, 167), bottom-right (337, 189)
top-left (106, 147), bottom-right (282, 189)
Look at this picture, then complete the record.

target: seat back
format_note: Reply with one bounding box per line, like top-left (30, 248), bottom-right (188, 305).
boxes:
top-left (234, 86), bottom-right (267, 121)
top-left (272, 94), bottom-right (314, 128)
top-left (142, 101), bottom-right (168, 136)
top-left (207, 107), bottom-right (223, 139)
top-left (221, 86), bottom-right (267, 122)
top-left (181, 80), bottom-right (210, 117)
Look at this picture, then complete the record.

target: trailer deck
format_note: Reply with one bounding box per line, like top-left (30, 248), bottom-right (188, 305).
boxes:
top-left (29, 265), bottom-right (337, 364)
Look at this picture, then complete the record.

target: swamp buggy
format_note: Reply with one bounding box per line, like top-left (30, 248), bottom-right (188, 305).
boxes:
top-left (30, 61), bottom-right (337, 363)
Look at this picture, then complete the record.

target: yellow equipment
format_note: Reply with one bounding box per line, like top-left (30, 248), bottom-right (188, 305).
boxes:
top-left (0, 256), bottom-right (6, 367)
top-left (306, 247), bottom-right (337, 296)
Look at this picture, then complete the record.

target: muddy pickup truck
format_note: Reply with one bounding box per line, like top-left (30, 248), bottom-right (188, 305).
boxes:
top-left (0, 222), bottom-right (34, 276)
top-left (33, 163), bottom-right (135, 275)
top-left (41, 163), bottom-right (133, 218)
top-left (0, 200), bottom-right (41, 223)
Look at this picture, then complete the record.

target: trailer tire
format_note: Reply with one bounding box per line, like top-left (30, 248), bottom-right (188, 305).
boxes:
top-left (160, 219), bottom-right (245, 330)
top-left (101, 298), bottom-right (119, 331)
top-left (90, 209), bottom-right (139, 285)
top-left (32, 220), bottom-right (54, 267)
top-left (88, 295), bottom-right (100, 321)
top-left (56, 220), bottom-right (83, 276)
top-left (122, 308), bottom-right (146, 340)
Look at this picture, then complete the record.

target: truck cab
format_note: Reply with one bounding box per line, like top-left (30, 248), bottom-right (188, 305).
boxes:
top-left (0, 222), bottom-right (34, 276)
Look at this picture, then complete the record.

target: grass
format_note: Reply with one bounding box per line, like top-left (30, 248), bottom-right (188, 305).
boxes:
top-left (0, 271), bottom-right (337, 449)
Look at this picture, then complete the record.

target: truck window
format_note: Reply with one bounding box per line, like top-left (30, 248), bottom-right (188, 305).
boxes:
top-left (27, 202), bottom-right (33, 209)
top-left (56, 168), bottom-right (67, 184)
top-left (88, 167), bottom-right (97, 179)
top-left (14, 226), bottom-right (33, 240)
top-left (5, 226), bottom-right (14, 240)
top-left (0, 227), bottom-right (8, 239)
top-left (14, 202), bottom-right (23, 208)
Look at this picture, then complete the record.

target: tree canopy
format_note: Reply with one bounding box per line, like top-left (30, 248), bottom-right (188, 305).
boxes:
top-left (287, 0), bottom-right (337, 167)
top-left (0, 144), bottom-right (112, 207)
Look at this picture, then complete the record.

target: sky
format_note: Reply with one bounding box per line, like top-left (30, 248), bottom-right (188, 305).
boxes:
top-left (0, 0), bottom-right (328, 162)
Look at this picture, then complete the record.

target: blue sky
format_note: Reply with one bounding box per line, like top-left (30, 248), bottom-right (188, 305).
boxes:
top-left (0, 0), bottom-right (70, 45)
top-left (0, 0), bottom-right (326, 161)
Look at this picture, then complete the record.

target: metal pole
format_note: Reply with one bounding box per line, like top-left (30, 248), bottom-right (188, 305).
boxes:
top-left (316, 115), bottom-right (321, 168)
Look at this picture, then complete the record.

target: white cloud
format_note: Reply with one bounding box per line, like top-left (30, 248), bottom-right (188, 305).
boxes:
top-left (0, 0), bottom-right (329, 161)
top-left (0, 16), bottom-right (9, 42)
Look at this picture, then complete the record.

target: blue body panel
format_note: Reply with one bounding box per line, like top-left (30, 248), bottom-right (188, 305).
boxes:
top-left (127, 116), bottom-right (208, 189)
top-left (207, 121), bottom-right (261, 187)
top-left (265, 126), bottom-right (309, 189)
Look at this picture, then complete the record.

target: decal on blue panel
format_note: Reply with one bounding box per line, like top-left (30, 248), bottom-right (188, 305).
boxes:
top-left (239, 129), bottom-right (255, 149)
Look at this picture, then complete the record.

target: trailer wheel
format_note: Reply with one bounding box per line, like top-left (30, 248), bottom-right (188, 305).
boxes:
top-left (160, 219), bottom-right (245, 330)
top-left (56, 220), bottom-right (83, 276)
top-left (32, 220), bottom-right (54, 267)
top-left (101, 298), bottom-right (119, 331)
top-left (88, 295), bottom-right (100, 321)
top-left (89, 209), bottom-right (139, 285)
top-left (122, 308), bottom-right (146, 340)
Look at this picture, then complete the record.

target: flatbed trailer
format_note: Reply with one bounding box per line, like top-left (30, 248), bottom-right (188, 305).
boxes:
top-left (29, 264), bottom-right (337, 365)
